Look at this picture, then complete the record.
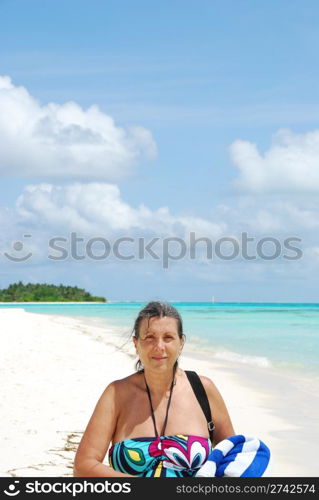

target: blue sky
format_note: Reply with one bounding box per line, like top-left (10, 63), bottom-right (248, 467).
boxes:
top-left (1, 0), bottom-right (319, 301)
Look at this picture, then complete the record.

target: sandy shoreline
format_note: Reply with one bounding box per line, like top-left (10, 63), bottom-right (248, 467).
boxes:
top-left (0, 308), bottom-right (318, 477)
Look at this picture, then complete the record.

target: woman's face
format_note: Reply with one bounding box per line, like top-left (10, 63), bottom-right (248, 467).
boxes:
top-left (133, 316), bottom-right (184, 371)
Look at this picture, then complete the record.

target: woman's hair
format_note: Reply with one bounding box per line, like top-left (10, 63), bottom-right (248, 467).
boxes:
top-left (133, 301), bottom-right (184, 372)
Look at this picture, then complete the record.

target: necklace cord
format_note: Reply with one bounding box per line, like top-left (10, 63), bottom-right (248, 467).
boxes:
top-left (144, 372), bottom-right (176, 437)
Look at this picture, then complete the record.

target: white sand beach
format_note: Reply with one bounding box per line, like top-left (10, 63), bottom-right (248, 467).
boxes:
top-left (0, 308), bottom-right (318, 477)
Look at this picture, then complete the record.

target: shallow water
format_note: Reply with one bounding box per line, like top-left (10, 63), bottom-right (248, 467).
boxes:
top-left (2, 301), bottom-right (319, 378)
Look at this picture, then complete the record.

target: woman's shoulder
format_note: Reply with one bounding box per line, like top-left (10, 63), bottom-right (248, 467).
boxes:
top-left (195, 373), bottom-right (230, 412)
top-left (197, 373), bottom-right (214, 386)
top-left (184, 370), bottom-right (215, 387)
top-left (195, 373), bottom-right (222, 399)
top-left (100, 372), bottom-right (143, 401)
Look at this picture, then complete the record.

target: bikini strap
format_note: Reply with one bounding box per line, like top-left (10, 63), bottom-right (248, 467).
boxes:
top-left (185, 370), bottom-right (215, 441)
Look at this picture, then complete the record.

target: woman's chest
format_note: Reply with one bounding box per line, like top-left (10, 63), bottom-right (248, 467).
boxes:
top-left (114, 389), bottom-right (208, 442)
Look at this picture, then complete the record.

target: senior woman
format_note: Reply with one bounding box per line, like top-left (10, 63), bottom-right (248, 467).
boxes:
top-left (74, 301), bottom-right (235, 477)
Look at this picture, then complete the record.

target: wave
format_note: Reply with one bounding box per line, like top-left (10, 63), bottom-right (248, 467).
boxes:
top-left (212, 350), bottom-right (271, 368)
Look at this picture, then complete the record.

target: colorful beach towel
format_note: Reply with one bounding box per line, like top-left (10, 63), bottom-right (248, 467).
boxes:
top-left (195, 435), bottom-right (271, 477)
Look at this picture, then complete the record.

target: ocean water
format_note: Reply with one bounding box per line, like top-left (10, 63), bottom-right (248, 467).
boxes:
top-left (2, 302), bottom-right (319, 378)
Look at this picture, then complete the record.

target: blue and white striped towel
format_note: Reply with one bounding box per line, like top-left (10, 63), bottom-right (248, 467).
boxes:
top-left (196, 435), bottom-right (271, 477)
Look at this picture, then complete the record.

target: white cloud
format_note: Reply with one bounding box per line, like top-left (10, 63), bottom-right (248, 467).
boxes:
top-left (0, 76), bottom-right (157, 180)
top-left (230, 128), bottom-right (319, 193)
top-left (218, 196), bottom-right (319, 234)
top-left (15, 182), bottom-right (225, 238)
top-left (1, 182), bottom-right (318, 299)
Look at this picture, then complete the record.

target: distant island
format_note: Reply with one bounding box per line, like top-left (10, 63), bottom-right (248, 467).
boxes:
top-left (0, 282), bottom-right (107, 302)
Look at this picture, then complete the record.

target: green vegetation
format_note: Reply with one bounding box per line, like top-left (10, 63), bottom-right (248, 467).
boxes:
top-left (0, 282), bottom-right (106, 302)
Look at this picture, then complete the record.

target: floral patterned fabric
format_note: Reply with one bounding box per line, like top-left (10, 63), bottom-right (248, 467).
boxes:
top-left (109, 434), bottom-right (211, 477)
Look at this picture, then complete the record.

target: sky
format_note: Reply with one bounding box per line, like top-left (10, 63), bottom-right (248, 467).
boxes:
top-left (1, 0), bottom-right (319, 301)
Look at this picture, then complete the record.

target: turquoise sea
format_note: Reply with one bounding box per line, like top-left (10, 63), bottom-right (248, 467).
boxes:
top-left (2, 302), bottom-right (319, 378)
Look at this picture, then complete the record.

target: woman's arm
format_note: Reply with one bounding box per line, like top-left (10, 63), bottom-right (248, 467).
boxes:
top-left (73, 381), bottom-right (134, 477)
top-left (200, 375), bottom-right (235, 446)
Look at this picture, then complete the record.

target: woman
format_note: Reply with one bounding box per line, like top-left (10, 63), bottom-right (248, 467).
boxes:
top-left (73, 301), bottom-right (235, 477)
